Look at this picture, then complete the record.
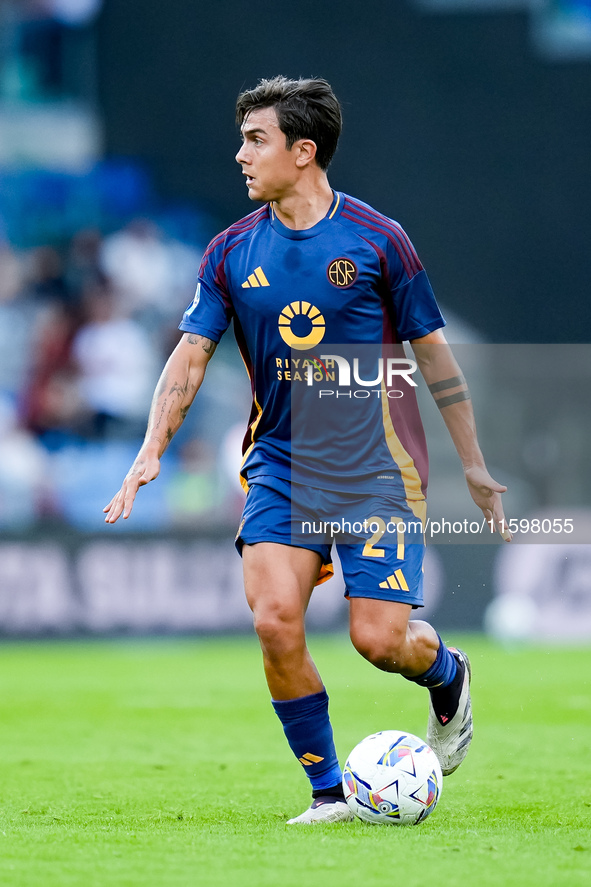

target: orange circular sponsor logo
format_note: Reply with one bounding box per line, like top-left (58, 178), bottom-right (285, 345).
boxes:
top-left (327, 257), bottom-right (357, 288)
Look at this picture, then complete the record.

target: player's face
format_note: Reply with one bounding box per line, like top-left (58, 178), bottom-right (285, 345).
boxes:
top-left (236, 107), bottom-right (299, 202)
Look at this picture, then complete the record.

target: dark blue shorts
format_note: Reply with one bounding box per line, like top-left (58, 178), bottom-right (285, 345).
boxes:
top-left (235, 477), bottom-right (426, 607)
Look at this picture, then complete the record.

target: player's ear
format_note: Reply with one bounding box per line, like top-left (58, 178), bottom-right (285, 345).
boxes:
top-left (294, 139), bottom-right (317, 168)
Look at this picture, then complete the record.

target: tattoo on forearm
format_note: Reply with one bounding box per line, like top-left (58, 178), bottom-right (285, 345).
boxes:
top-left (150, 371), bottom-right (197, 449)
top-left (160, 378), bottom-right (196, 426)
top-left (155, 402), bottom-right (167, 432)
top-left (148, 335), bottom-right (213, 448)
top-left (168, 379), bottom-right (192, 399)
top-left (187, 333), bottom-right (216, 354)
top-left (428, 373), bottom-right (471, 410)
top-left (436, 390), bottom-right (471, 409)
top-left (428, 375), bottom-right (465, 394)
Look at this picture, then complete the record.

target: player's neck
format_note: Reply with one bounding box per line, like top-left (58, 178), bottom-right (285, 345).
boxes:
top-left (271, 178), bottom-right (334, 231)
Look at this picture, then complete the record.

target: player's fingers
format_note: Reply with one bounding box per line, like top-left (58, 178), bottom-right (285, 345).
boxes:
top-left (105, 475), bottom-right (137, 522)
top-left (473, 479), bottom-right (507, 497)
top-left (104, 491), bottom-right (125, 523)
top-left (481, 506), bottom-right (496, 532)
top-left (480, 504), bottom-right (507, 539)
top-left (122, 476), bottom-right (142, 519)
top-left (485, 495), bottom-right (512, 542)
top-left (466, 467), bottom-right (508, 497)
top-left (122, 498), bottom-right (135, 519)
top-left (494, 507), bottom-right (512, 542)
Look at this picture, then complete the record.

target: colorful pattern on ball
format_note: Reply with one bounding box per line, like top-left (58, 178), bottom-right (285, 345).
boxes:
top-left (342, 730), bottom-right (442, 825)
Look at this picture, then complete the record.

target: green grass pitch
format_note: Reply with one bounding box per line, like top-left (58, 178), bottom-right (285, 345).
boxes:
top-left (0, 634), bottom-right (589, 887)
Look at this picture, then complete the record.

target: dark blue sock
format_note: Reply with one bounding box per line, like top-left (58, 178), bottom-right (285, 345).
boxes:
top-left (272, 689), bottom-right (342, 792)
top-left (403, 634), bottom-right (457, 689)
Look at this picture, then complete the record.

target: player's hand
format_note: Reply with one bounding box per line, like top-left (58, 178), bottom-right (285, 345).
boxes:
top-left (464, 465), bottom-right (512, 542)
top-left (103, 453), bottom-right (161, 523)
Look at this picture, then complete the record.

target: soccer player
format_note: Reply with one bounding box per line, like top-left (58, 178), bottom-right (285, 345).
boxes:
top-left (104, 77), bottom-right (511, 824)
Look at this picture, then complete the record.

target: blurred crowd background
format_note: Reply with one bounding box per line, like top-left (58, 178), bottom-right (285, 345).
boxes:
top-left (0, 201), bottom-right (250, 533)
top-left (0, 0), bottom-right (590, 636)
top-left (0, 3), bottom-right (255, 534)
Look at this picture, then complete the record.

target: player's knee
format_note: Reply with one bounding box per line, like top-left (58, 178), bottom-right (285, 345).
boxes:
top-left (252, 607), bottom-right (305, 659)
top-left (350, 623), bottom-right (408, 673)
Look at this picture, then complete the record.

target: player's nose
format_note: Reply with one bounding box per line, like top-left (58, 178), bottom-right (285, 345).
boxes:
top-left (235, 144), bottom-right (248, 164)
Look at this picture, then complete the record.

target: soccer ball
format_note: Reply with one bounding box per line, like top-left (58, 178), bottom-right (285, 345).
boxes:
top-left (342, 730), bottom-right (443, 825)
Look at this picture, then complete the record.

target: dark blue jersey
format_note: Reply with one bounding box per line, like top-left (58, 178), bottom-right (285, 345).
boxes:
top-left (179, 191), bottom-right (445, 500)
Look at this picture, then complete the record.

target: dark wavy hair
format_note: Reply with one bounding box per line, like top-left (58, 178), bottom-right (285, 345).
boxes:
top-left (236, 76), bottom-right (342, 171)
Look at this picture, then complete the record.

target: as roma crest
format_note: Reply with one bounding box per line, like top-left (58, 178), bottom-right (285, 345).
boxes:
top-left (327, 257), bottom-right (358, 288)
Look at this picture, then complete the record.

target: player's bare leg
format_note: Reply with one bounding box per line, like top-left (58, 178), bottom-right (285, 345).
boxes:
top-left (349, 598), bottom-right (473, 776)
top-left (242, 542), bottom-right (323, 700)
top-left (242, 542), bottom-right (353, 823)
top-left (349, 599), bottom-right (438, 676)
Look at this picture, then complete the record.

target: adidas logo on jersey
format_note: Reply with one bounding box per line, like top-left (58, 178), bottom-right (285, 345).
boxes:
top-left (241, 266), bottom-right (270, 288)
top-left (379, 570), bottom-right (409, 591)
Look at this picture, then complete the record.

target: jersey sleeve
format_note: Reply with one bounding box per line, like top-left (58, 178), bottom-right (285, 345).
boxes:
top-left (383, 222), bottom-right (445, 341)
top-left (179, 237), bottom-right (233, 343)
